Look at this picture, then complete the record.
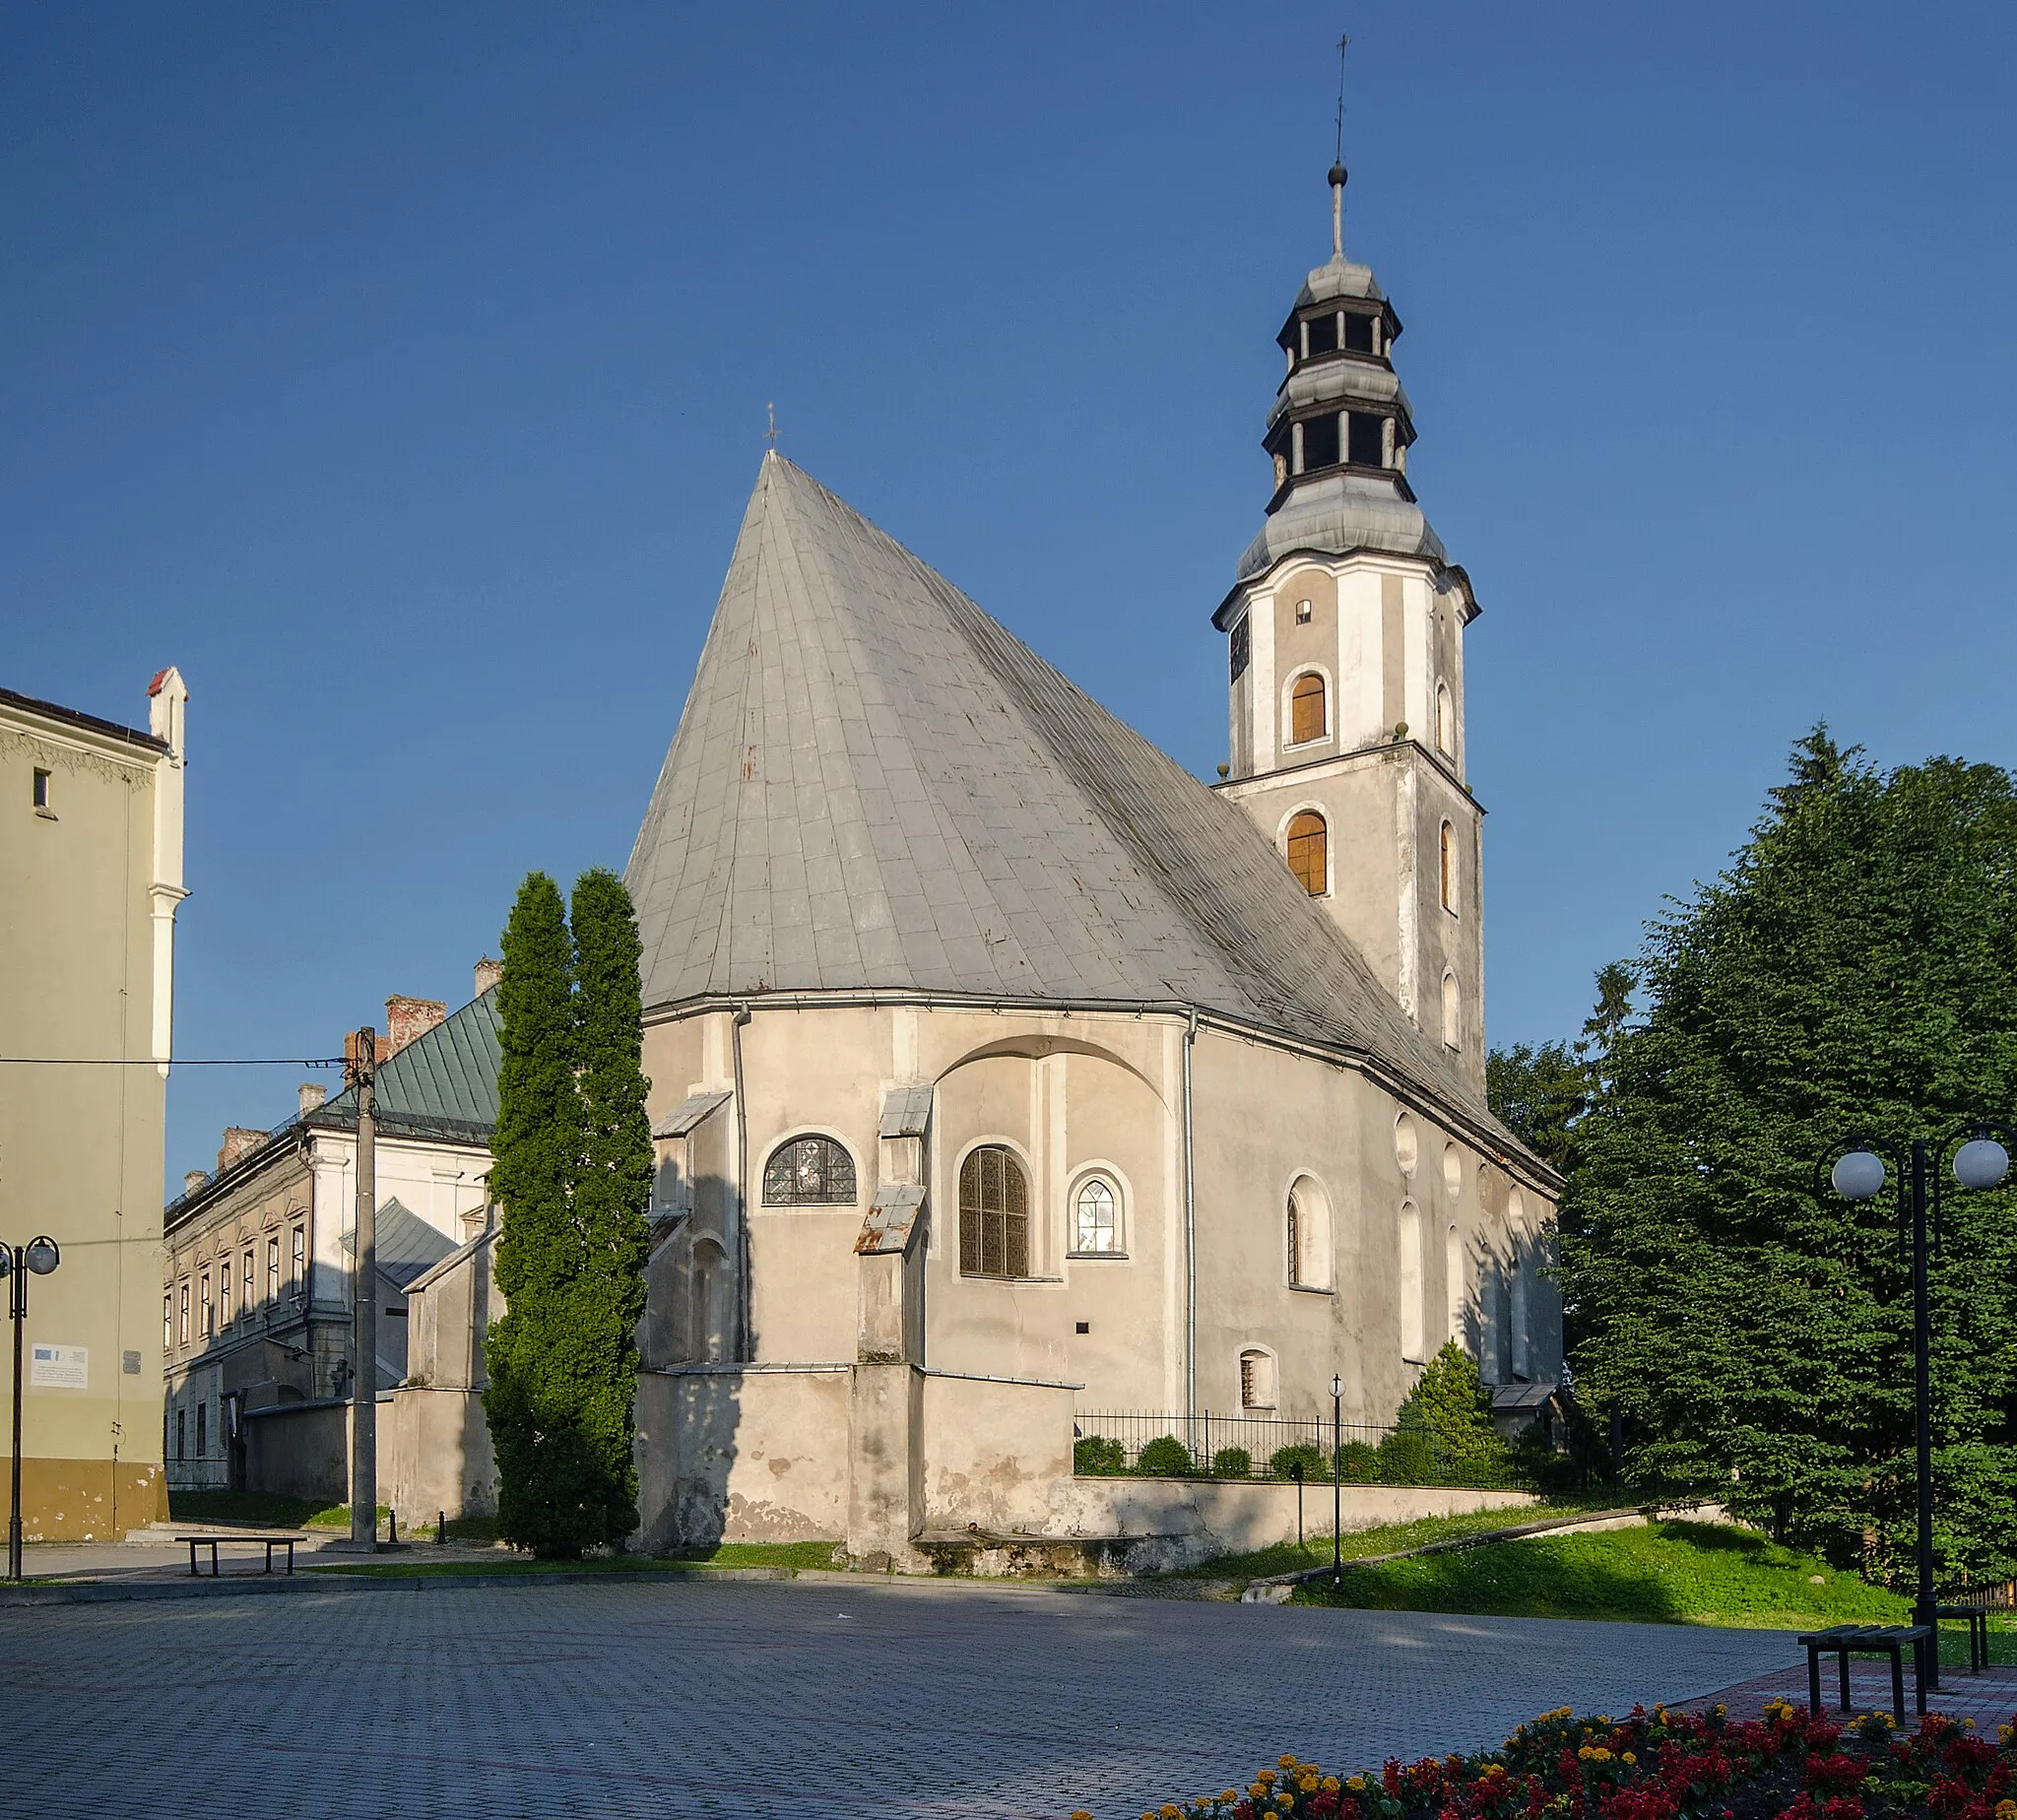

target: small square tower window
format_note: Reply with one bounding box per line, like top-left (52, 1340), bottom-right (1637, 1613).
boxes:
top-left (33, 768), bottom-right (52, 811)
top-left (1295, 598), bottom-right (1312, 624)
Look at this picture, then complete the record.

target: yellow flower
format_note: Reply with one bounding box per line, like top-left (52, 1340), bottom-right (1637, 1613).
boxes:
top-left (1622, 1752), bottom-right (1637, 1766)
top-left (1258, 1772), bottom-right (1277, 1788)
top-left (1322, 1778), bottom-right (1341, 1793)
top-left (1279, 1755), bottom-right (1299, 1769)
top-left (1222, 1794), bottom-right (1239, 1806)
top-left (1160, 1807), bottom-right (1182, 1819)
top-left (1071, 1813), bottom-right (1092, 1820)
top-left (1992, 1800), bottom-right (2016, 1820)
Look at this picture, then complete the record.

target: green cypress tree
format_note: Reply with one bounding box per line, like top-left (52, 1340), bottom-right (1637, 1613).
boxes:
top-left (562, 867), bottom-right (653, 1543)
top-left (485, 872), bottom-right (586, 1555)
top-left (1562, 730), bottom-right (2017, 1586)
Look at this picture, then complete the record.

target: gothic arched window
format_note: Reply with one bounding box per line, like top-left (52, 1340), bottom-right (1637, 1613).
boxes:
top-left (1289, 672), bottom-right (1327, 744)
top-left (762, 1135), bottom-right (857, 1205)
top-left (959, 1145), bottom-right (1030, 1278)
top-left (1286, 811), bottom-right (1328, 896)
top-left (1073, 1177), bottom-right (1118, 1254)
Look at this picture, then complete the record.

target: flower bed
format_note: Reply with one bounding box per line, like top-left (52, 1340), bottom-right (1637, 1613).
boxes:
top-left (1097, 1699), bottom-right (2017, 1820)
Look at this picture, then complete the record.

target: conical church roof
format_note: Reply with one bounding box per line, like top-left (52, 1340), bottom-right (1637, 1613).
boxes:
top-left (627, 454), bottom-right (1492, 1126)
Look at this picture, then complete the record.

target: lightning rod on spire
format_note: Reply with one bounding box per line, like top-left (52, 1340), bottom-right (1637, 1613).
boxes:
top-left (1330, 31), bottom-right (1350, 260)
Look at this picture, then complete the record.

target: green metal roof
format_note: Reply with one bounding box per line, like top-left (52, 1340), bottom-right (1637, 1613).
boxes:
top-left (314, 988), bottom-right (501, 1142)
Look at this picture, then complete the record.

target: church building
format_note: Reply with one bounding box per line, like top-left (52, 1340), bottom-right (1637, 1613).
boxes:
top-left (617, 165), bottom-right (1563, 1562)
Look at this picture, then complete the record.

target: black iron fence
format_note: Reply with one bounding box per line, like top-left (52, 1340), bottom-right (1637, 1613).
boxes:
top-left (1073, 1409), bottom-right (1521, 1490)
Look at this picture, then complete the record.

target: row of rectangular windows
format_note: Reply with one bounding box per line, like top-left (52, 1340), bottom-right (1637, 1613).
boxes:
top-left (166, 1226), bottom-right (304, 1352)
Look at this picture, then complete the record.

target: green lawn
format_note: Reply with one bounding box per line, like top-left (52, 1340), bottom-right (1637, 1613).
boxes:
top-left (168, 1491), bottom-right (388, 1531)
top-left (1170, 1501), bottom-right (1623, 1582)
top-left (1292, 1518), bottom-right (2017, 1663)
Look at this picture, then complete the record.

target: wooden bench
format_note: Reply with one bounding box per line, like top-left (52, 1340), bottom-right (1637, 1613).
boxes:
top-left (1934, 1602), bottom-right (1991, 1677)
top-left (1797, 1623), bottom-right (1931, 1718)
top-left (175, 1534), bottom-right (297, 1578)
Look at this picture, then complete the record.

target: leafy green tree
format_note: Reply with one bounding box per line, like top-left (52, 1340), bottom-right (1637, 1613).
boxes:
top-left (1487, 1040), bottom-right (1586, 1172)
top-left (1562, 729), bottom-right (2017, 1588)
top-left (485, 870), bottom-right (653, 1558)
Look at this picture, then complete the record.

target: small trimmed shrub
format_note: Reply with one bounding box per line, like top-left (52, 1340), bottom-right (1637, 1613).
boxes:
top-left (1137, 1435), bottom-right (1194, 1477)
top-left (1209, 1446), bottom-right (1253, 1479)
top-left (1338, 1440), bottom-right (1382, 1482)
top-left (1269, 1442), bottom-right (1326, 1482)
top-left (1074, 1435), bottom-right (1126, 1474)
top-left (1376, 1423), bottom-right (1446, 1485)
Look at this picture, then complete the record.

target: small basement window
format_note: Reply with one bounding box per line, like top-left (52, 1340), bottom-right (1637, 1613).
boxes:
top-left (1341, 312), bottom-right (1376, 355)
top-left (1347, 413), bottom-right (1386, 467)
top-left (1303, 312), bottom-right (1338, 358)
top-left (1300, 414), bottom-right (1340, 472)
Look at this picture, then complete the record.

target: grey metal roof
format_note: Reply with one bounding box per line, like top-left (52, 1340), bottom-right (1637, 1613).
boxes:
top-left (652, 1089), bottom-right (733, 1139)
top-left (1236, 468), bottom-right (1448, 583)
top-left (857, 1183), bottom-right (926, 1256)
top-left (625, 455), bottom-right (1491, 1125)
top-left (340, 1197), bottom-right (459, 1290)
top-left (1295, 254), bottom-right (1385, 308)
top-left (878, 1084), bottom-right (933, 1139)
top-left (315, 989), bottom-right (501, 1141)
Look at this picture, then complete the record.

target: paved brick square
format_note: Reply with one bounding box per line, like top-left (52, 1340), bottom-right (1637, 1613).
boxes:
top-left (0, 1577), bottom-right (1800, 1819)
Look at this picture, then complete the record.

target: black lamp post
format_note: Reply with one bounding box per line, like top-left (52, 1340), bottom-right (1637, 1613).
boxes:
top-left (1331, 1373), bottom-right (1344, 1591)
top-left (1824, 1126), bottom-right (2011, 1688)
top-left (1, 1235), bottom-right (62, 1582)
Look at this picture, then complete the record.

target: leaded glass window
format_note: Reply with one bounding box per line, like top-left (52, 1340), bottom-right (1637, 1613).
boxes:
top-left (959, 1145), bottom-right (1029, 1278)
top-left (1073, 1178), bottom-right (1117, 1253)
top-left (762, 1135), bottom-right (857, 1205)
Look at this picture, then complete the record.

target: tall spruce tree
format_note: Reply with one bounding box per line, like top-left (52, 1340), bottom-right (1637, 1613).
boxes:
top-left (485, 869), bottom-right (652, 1557)
top-left (1561, 730), bottom-right (2017, 1588)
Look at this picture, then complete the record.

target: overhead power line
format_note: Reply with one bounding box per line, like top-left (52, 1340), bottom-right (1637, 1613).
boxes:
top-left (0, 1057), bottom-right (346, 1068)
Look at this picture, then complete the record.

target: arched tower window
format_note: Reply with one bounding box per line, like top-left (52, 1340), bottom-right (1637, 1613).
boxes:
top-left (1285, 812), bottom-right (1327, 896)
top-left (1440, 821), bottom-right (1458, 914)
top-left (1442, 970), bottom-right (1461, 1050)
top-left (1289, 672), bottom-right (1327, 744)
top-left (762, 1135), bottom-right (857, 1205)
top-left (1435, 682), bottom-right (1454, 755)
top-left (959, 1145), bottom-right (1030, 1278)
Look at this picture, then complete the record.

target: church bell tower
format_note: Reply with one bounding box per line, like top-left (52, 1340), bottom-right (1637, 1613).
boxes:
top-left (1214, 159), bottom-right (1487, 1093)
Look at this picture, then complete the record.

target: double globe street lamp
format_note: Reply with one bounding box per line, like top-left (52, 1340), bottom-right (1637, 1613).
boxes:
top-left (0, 1235), bottom-right (62, 1581)
top-left (1824, 1127), bottom-right (2012, 1685)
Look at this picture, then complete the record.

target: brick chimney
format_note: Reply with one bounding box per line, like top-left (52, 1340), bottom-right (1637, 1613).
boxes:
top-left (474, 956), bottom-right (502, 998)
top-left (383, 995), bottom-right (447, 1058)
top-left (183, 1170), bottom-right (209, 1197)
top-left (218, 1128), bottom-right (266, 1172)
top-left (297, 1082), bottom-right (328, 1119)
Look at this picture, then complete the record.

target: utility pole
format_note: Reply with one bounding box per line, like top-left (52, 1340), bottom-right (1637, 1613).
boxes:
top-left (345, 1026), bottom-right (377, 1552)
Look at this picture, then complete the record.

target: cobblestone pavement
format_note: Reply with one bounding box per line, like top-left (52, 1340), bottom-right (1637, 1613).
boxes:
top-left (1681, 1660), bottom-right (2017, 1725)
top-left (0, 1576), bottom-right (1800, 1820)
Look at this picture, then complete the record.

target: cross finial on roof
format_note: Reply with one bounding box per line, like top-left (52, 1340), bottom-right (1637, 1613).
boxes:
top-left (765, 402), bottom-right (778, 448)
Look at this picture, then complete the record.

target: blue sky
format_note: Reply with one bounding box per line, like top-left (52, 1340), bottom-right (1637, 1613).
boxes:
top-left (5, 4), bottom-right (2014, 1193)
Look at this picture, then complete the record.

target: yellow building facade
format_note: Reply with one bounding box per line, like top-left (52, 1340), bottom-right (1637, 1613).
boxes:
top-left (0, 670), bottom-right (187, 1537)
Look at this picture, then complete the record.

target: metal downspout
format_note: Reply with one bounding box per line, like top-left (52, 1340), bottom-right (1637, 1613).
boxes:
top-left (730, 1004), bottom-right (752, 1362)
top-left (1183, 1008), bottom-right (1198, 1430)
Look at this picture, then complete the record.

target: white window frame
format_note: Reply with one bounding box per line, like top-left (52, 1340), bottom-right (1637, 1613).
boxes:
top-left (1067, 1168), bottom-right (1126, 1258)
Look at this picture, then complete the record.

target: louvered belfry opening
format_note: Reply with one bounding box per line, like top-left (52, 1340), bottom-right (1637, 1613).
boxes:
top-left (959, 1144), bottom-right (1029, 1278)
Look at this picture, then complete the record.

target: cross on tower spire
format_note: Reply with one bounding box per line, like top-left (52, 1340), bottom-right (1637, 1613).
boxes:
top-left (1330, 32), bottom-right (1350, 260)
